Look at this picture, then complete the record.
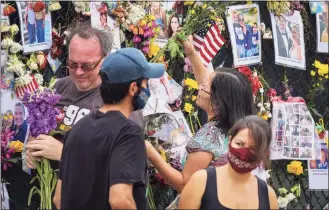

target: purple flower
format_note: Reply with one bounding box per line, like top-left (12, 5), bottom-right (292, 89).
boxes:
top-left (133, 35), bottom-right (141, 43)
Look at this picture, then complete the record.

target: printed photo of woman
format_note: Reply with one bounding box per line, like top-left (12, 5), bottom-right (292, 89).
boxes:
top-left (148, 2), bottom-right (167, 38)
top-left (166, 13), bottom-right (181, 38)
top-left (289, 24), bottom-right (302, 61)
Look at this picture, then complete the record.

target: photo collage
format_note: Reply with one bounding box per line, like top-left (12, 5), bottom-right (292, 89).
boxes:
top-left (271, 102), bottom-right (315, 160)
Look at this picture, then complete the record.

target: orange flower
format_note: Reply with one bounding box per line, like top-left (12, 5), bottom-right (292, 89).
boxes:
top-left (132, 27), bottom-right (138, 35)
top-left (129, 24), bottom-right (135, 31)
top-left (138, 27), bottom-right (144, 35)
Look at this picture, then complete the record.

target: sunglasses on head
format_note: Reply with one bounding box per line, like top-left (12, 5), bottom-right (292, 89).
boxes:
top-left (67, 57), bottom-right (103, 72)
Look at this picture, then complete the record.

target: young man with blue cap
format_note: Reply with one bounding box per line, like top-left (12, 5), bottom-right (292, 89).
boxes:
top-left (53, 48), bottom-right (165, 210)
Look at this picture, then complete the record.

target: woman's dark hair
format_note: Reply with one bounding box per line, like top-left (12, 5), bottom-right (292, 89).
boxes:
top-left (210, 67), bottom-right (256, 133)
top-left (167, 13), bottom-right (180, 38)
top-left (99, 72), bottom-right (142, 104)
top-left (228, 115), bottom-right (272, 167)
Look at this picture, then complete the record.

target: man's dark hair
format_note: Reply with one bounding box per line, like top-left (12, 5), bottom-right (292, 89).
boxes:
top-left (66, 22), bottom-right (113, 57)
top-left (210, 67), bottom-right (256, 134)
top-left (15, 102), bottom-right (25, 116)
top-left (228, 115), bottom-right (272, 168)
top-left (99, 72), bottom-right (143, 104)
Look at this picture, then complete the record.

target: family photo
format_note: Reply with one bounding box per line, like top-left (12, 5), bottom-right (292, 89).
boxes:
top-left (227, 4), bottom-right (262, 67)
top-left (16, 1), bottom-right (52, 53)
top-left (271, 11), bottom-right (306, 69)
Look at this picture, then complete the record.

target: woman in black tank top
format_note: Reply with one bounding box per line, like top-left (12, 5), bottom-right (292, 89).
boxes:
top-left (179, 116), bottom-right (279, 209)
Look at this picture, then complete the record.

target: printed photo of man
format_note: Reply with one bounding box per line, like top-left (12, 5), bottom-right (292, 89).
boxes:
top-left (275, 15), bottom-right (292, 58)
top-left (232, 10), bottom-right (245, 58)
top-left (24, 2), bottom-right (36, 44)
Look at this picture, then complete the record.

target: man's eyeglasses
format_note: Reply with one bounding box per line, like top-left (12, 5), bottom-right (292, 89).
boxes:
top-left (67, 57), bottom-right (103, 72)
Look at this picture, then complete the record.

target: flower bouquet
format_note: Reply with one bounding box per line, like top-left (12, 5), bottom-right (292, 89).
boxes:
top-left (22, 88), bottom-right (61, 209)
top-left (2, 4), bottom-right (16, 16)
top-left (127, 14), bottom-right (161, 59)
top-left (1, 127), bottom-right (24, 171)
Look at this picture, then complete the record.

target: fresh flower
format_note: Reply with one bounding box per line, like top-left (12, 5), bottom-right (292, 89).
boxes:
top-left (126, 4), bottom-right (146, 25)
top-left (313, 60), bottom-right (328, 76)
top-left (286, 193), bottom-right (296, 202)
top-left (48, 1), bottom-right (61, 11)
top-left (184, 78), bottom-right (198, 90)
top-left (278, 196), bottom-right (289, 209)
top-left (184, 1), bottom-right (194, 6)
top-left (9, 141), bottom-right (24, 153)
top-left (37, 52), bottom-right (47, 69)
top-left (73, 1), bottom-right (89, 13)
top-left (184, 57), bottom-right (193, 73)
top-left (287, 161), bottom-right (303, 176)
top-left (5, 55), bottom-right (25, 76)
top-left (10, 42), bottom-right (23, 54)
top-left (34, 73), bottom-right (44, 86)
top-left (278, 187), bottom-right (289, 195)
top-left (2, 5), bottom-right (16, 16)
top-left (22, 88), bottom-right (61, 138)
top-left (310, 70), bottom-right (316, 76)
top-left (184, 103), bottom-right (193, 113)
top-left (147, 42), bottom-right (160, 58)
top-left (1, 37), bottom-right (14, 48)
top-left (266, 88), bottom-right (277, 97)
top-left (191, 95), bottom-right (197, 101)
top-left (15, 74), bottom-right (33, 87)
top-left (10, 24), bottom-right (19, 34)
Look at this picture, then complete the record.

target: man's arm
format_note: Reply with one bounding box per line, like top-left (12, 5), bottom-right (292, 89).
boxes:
top-left (109, 184), bottom-right (136, 209)
top-left (53, 179), bottom-right (62, 210)
top-left (108, 124), bottom-right (146, 209)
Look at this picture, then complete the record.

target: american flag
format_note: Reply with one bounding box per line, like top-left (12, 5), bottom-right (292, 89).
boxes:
top-left (193, 20), bottom-right (226, 67)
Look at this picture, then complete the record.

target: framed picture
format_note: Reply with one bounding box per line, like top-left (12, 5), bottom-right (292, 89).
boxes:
top-left (90, 2), bottom-right (120, 52)
top-left (16, 1), bottom-right (52, 54)
top-left (271, 11), bottom-right (306, 70)
top-left (316, 2), bottom-right (328, 53)
top-left (226, 4), bottom-right (262, 67)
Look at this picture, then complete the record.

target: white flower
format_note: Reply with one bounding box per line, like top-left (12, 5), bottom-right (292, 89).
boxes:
top-left (127, 4), bottom-right (146, 25)
top-left (15, 74), bottom-right (33, 87)
top-left (48, 2), bottom-right (61, 11)
top-left (1, 37), bottom-right (14, 48)
top-left (278, 196), bottom-right (289, 209)
top-left (259, 88), bottom-right (264, 93)
top-left (253, 71), bottom-right (258, 77)
top-left (267, 112), bottom-right (272, 118)
top-left (34, 73), bottom-right (44, 85)
top-left (10, 24), bottom-right (19, 34)
top-left (260, 107), bottom-right (266, 112)
top-left (10, 42), bottom-right (23, 53)
top-left (5, 55), bottom-right (25, 76)
top-left (286, 193), bottom-right (296, 202)
top-left (264, 102), bottom-right (271, 110)
top-left (257, 103), bottom-right (263, 108)
top-left (29, 62), bottom-right (38, 71)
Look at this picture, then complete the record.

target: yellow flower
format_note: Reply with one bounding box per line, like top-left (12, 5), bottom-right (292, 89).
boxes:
top-left (192, 95), bottom-right (197, 101)
top-left (139, 19), bottom-right (147, 27)
top-left (207, 24), bottom-right (211, 27)
top-left (287, 161), bottom-right (303, 176)
top-left (310, 70), bottom-right (316, 76)
top-left (202, 3), bottom-right (207, 9)
top-left (246, 0), bottom-right (252, 4)
top-left (184, 1), bottom-right (194, 6)
top-left (317, 83), bottom-right (320, 87)
top-left (184, 103), bottom-right (193, 113)
top-left (185, 95), bottom-right (190, 99)
top-left (189, 9), bottom-right (195, 15)
top-left (147, 42), bottom-right (160, 58)
top-left (313, 60), bottom-right (329, 76)
top-left (184, 78), bottom-right (198, 90)
top-left (9, 140), bottom-right (24, 153)
top-left (325, 75), bottom-right (328, 79)
top-left (148, 15), bottom-right (155, 21)
top-left (258, 112), bottom-right (268, 121)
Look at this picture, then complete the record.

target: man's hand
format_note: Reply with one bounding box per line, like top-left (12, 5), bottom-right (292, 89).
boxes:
top-left (26, 134), bottom-right (63, 161)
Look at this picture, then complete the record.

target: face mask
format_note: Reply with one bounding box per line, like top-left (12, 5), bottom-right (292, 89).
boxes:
top-left (228, 141), bottom-right (258, 173)
top-left (133, 87), bottom-right (151, 111)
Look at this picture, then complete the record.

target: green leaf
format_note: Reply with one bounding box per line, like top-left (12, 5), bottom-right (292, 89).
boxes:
top-left (168, 40), bottom-right (179, 58)
top-left (6, 157), bottom-right (20, 163)
top-left (51, 173), bottom-right (58, 193)
top-left (30, 175), bottom-right (39, 184)
top-left (309, 106), bottom-right (323, 118)
top-left (28, 186), bottom-right (40, 206)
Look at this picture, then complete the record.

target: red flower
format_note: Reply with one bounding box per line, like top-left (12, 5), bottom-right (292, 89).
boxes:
top-left (155, 173), bottom-right (167, 185)
top-left (3, 5), bottom-right (16, 16)
top-left (267, 88), bottom-right (277, 97)
top-left (147, 130), bottom-right (156, 136)
top-left (238, 66), bottom-right (252, 78)
top-left (251, 76), bottom-right (262, 95)
top-left (33, 2), bottom-right (46, 12)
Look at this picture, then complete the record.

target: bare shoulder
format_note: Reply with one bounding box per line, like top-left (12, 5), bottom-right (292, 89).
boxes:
top-left (267, 184), bottom-right (279, 209)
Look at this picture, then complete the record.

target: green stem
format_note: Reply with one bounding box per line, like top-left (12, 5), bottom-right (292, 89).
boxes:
top-left (189, 114), bottom-right (195, 134)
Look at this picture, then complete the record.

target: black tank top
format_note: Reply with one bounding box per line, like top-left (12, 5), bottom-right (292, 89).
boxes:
top-left (200, 167), bottom-right (270, 210)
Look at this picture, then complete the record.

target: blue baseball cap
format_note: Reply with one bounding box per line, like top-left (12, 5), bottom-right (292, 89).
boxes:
top-left (100, 48), bottom-right (165, 84)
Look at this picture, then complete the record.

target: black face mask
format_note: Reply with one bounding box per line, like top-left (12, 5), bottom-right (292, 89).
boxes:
top-left (132, 87), bottom-right (151, 111)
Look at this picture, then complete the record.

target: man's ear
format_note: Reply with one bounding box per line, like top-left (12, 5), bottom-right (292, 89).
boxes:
top-left (128, 82), bottom-right (138, 97)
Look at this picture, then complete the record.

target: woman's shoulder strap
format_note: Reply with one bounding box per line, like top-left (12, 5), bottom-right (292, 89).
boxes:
top-left (257, 177), bottom-right (270, 209)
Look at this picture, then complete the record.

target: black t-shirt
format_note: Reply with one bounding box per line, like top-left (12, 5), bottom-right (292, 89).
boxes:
top-left (59, 110), bottom-right (147, 210)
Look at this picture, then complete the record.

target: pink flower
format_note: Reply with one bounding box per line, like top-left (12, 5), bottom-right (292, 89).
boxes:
top-left (143, 24), bottom-right (149, 31)
top-left (144, 40), bottom-right (150, 46)
top-left (152, 20), bottom-right (157, 28)
top-left (175, 99), bottom-right (182, 108)
top-left (133, 35), bottom-right (141, 43)
top-left (142, 46), bottom-right (149, 54)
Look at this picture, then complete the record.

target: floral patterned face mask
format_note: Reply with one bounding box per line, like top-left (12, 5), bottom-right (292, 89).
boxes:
top-left (228, 141), bottom-right (259, 173)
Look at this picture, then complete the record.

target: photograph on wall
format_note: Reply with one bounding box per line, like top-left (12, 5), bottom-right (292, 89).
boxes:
top-left (271, 11), bottom-right (306, 69)
top-left (226, 4), bottom-right (262, 67)
top-left (172, 111), bottom-right (193, 138)
top-left (308, 131), bottom-right (328, 190)
top-left (90, 1), bottom-right (120, 52)
top-left (316, 2), bottom-right (328, 53)
top-left (16, 1), bottom-right (52, 54)
top-left (270, 101), bottom-right (316, 160)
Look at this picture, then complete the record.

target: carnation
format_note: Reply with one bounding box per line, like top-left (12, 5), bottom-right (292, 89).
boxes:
top-left (10, 42), bottom-right (23, 54)
top-left (127, 4), bottom-right (146, 25)
top-left (1, 37), bottom-right (14, 48)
